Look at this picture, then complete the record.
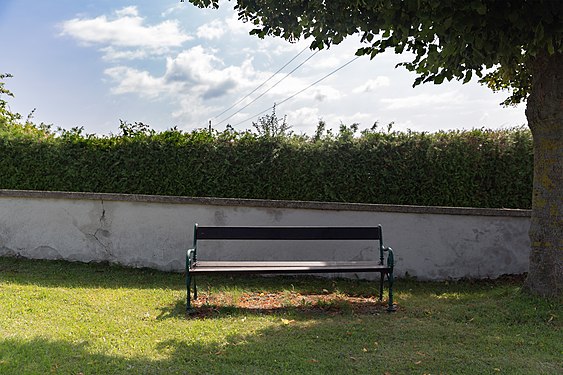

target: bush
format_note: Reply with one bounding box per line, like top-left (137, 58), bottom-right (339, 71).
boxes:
top-left (0, 74), bottom-right (533, 208)
top-left (0, 116), bottom-right (533, 208)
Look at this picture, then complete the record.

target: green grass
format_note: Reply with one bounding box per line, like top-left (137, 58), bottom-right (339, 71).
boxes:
top-left (0, 257), bottom-right (560, 375)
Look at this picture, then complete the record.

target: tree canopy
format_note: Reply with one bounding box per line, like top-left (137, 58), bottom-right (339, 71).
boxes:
top-left (187, 0), bottom-right (561, 105)
top-left (184, 0), bottom-right (562, 298)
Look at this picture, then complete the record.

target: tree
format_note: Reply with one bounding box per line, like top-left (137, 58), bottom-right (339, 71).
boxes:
top-left (183, 0), bottom-right (562, 297)
top-left (0, 73), bottom-right (20, 128)
top-left (252, 105), bottom-right (292, 138)
top-left (1, 74), bottom-right (52, 139)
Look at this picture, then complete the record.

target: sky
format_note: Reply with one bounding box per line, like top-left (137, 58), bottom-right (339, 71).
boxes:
top-left (0, 0), bottom-right (527, 136)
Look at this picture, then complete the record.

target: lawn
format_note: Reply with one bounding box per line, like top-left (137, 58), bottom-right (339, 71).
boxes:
top-left (0, 257), bottom-right (560, 374)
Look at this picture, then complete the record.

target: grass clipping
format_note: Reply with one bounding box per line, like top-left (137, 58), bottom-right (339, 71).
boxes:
top-left (190, 288), bottom-right (389, 317)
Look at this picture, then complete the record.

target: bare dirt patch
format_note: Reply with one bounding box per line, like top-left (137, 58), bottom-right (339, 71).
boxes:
top-left (187, 290), bottom-right (391, 318)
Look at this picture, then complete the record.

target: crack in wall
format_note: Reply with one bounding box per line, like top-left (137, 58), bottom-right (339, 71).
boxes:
top-left (100, 199), bottom-right (106, 223)
top-left (89, 199), bottom-right (115, 261)
top-left (1, 194), bottom-right (531, 279)
top-left (92, 229), bottom-right (110, 252)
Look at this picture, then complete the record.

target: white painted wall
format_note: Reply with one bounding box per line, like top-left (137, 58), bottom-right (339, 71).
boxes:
top-left (0, 190), bottom-right (531, 280)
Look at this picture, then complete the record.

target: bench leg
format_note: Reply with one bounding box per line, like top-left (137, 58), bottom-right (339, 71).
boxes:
top-left (379, 273), bottom-right (384, 301)
top-left (386, 271), bottom-right (396, 312)
top-left (193, 276), bottom-right (198, 300)
top-left (186, 271), bottom-right (193, 312)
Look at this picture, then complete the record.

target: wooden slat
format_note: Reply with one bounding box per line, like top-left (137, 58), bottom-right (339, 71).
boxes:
top-left (196, 226), bottom-right (381, 240)
top-left (194, 261), bottom-right (381, 267)
top-left (189, 260), bottom-right (390, 274)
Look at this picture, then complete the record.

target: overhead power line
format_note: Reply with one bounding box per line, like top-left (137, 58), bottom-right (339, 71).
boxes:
top-left (213, 45), bottom-right (310, 120)
top-left (215, 50), bottom-right (320, 126)
top-left (231, 55), bottom-right (360, 128)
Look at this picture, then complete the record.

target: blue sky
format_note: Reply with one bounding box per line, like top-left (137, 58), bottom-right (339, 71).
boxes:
top-left (1, 0), bottom-right (526, 135)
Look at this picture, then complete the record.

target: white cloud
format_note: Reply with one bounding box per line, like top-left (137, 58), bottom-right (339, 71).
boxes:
top-left (115, 6), bottom-right (138, 17)
top-left (100, 46), bottom-right (149, 60)
top-left (337, 112), bottom-right (373, 125)
top-left (313, 56), bottom-right (344, 69)
top-left (161, 3), bottom-right (184, 17)
top-left (309, 86), bottom-right (343, 102)
top-left (104, 66), bottom-right (170, 99)
top-left (164, 46), bottom-right (255, 98)
top-left (197, 20), bottom-right (226, 40)
top-left (381, 91), bottom-right (464, 110)
top-left (285, 107), bottom-right (321, 131)
top-left (100, 42), bottom-right (348, 127)
top-left (103, 45), bottom-right (264, 124)
top-left (352, 77), bottom-right (391, 93)
top-left (313, 112), bottom-right (374, 129)
top-left (172, 95), bottom-right (215, 127)
top-left (257, 37), bottom-right (312, 57)
top-left (224, 13), bottom-right (253, 34)
top-left (60, 6), bottom-right (192, 59)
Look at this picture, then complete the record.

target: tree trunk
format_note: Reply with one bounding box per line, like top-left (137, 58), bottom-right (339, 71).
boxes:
top-left (524, 51), bottom-right (562, 299)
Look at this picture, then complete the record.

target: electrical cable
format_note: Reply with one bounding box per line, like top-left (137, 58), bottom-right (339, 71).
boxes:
top-left (213, 45), bottom-right (310, 120)
top-left (230, 55), bottom-right (360, 127)
top-left (215, 50), bottom-right (320, 126)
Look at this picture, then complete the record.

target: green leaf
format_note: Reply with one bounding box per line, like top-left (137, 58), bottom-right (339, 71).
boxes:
top-left (463, 70), bottom-right (473, 84)
top-left (547, 38), bottom-right (555, 55)
top-left (476, 3), bottom-right (487, 15)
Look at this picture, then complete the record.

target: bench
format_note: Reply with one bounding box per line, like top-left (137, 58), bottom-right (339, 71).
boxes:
top-left (186, 224), bottom-right (396, 312)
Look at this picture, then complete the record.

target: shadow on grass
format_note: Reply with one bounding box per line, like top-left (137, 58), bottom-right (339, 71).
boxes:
top-left (1, 257), bottom-right (541, 321)
top-left (1, 258), bottom-right (560, 374)
top-left (0, 256), bottom-right (183, 290)
top-left (156, 294), bottom-right (391, 320)
top-left (3, 312), bottom-right (561, 375)
top-left (3, 257), bottom-right (555, 326)
top-left (0, 323), bottom-right (401, 375)
top-left (0, 256), bottom-right (390, 295)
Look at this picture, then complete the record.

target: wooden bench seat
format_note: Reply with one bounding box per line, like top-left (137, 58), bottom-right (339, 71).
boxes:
top-left (189, 261), bottom-right (391, 274)
top-left (186, 224), bottom-right (396, 312)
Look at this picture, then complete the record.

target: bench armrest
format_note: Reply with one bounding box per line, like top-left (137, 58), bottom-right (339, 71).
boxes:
top-left (186, 248), bottom-right (196, 269)
top-left (382, 246), bottom-right (395, 268)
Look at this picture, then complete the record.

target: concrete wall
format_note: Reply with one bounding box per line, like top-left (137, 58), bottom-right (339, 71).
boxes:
top-left (0, 190), bottom-right (531, 280)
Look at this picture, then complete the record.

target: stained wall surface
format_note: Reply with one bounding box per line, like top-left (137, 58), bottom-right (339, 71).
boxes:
top-left (0, 190), bottom-right (531, 280)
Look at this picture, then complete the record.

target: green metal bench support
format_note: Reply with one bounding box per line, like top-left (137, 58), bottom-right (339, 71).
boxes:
top-left (384, 246), bottom-right (396, 312)
top-left (186, 224), bottom-right (397, 313)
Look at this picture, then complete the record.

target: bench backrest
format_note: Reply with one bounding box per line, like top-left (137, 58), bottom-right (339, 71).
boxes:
top-left (197, 226), bottom-right (381, 240)
top-left (191, 224), bottom-right (386, 263)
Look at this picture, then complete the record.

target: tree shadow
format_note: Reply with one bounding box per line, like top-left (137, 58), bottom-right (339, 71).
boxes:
top-left (4, 307), bottom-right (557, 375)
top-left (1, 259), bottom-right (557, 374)
top-left (0, 257), bottom-right (387, 295)
top-left (0, 321), bottom-right (399, 374)
top-left (156, 293), bottom-right (391, 320)
top-left (0, 256), bottom-right (184, 290)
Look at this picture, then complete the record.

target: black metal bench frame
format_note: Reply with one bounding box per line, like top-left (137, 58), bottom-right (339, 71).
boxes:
top-left (186, 224), bottom-right (396, 312)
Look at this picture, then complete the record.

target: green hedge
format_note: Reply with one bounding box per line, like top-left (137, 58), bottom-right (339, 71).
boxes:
top-left (0, 123), bottom-right (533, 209)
